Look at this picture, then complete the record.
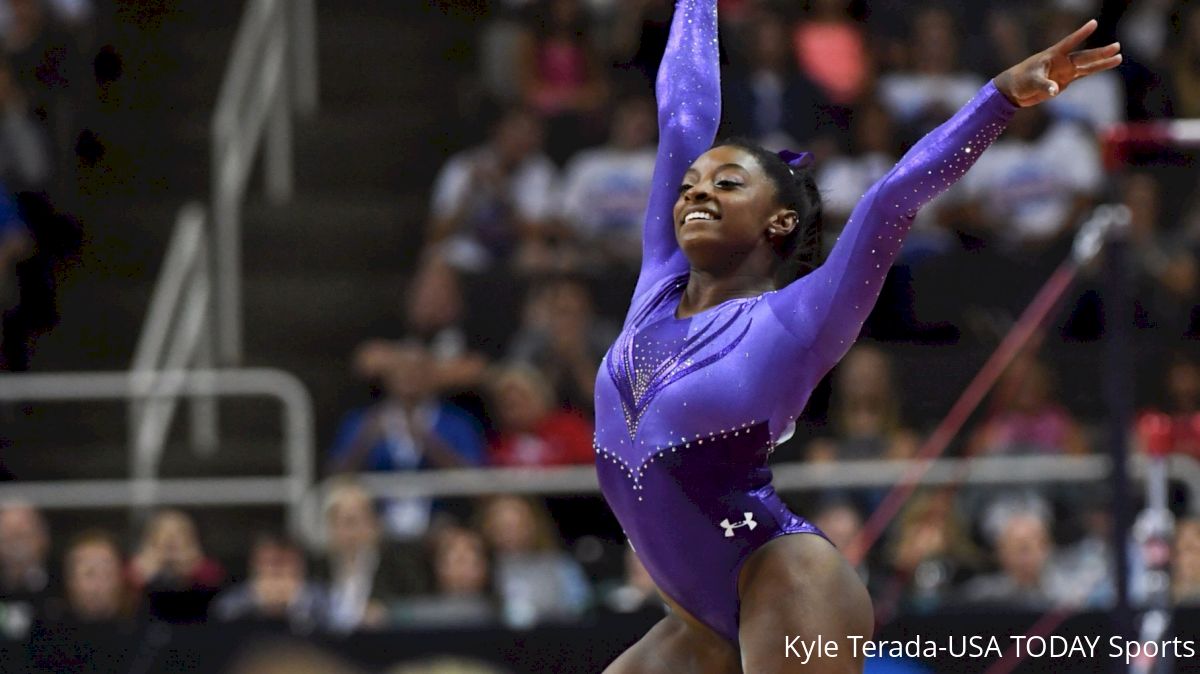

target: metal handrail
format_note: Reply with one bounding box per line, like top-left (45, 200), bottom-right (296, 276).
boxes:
top-left (0, 369), bottom-right (315, 536)
top-left (211, 0), bottom-right (318, 365)
top-left (128, 204), bottom-right (216, 502)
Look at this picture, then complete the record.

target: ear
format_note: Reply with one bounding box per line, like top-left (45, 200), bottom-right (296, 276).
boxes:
top-left (766, 210), bottom-right (799, 239)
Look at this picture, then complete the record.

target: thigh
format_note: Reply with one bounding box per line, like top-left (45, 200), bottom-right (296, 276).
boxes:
top-left (737, 534), bottom-right (874, 674)
top-left (603, 615), bottom-right (741, 674)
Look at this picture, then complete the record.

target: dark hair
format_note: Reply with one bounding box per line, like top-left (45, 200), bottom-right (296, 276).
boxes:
top-left (716, 137), bottom-right (824, 285)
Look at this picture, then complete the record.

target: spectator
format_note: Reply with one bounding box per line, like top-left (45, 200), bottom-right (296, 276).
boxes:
top-left (724, 11), bottom-right (830, 149)
top-left (1037, 8), bottom-right (1124, 128)
top-left (1173, 518), bottom-right (1200, 604)
top-left (329, 339), bottom-right (486, 538)
top-left (318, 481), bottom-right (425, 633)
top-left (599, 545), bottom-right (662, 615)
top-left (425, 107), bottom-right (557, 274)
top-left (558, 95), bottom-right (656, 274)
top-left (810, 496), bottom-right (867, 582)
top-left (475, 494), bottom-right (590, 627)
top-left (791, 0), bottom-right (870, 106)
top-left (60, 530), bottom-right (132, 623)
top-left (1119, 172), bottom-right (1199, 338)
top-left (607, 0), bottom-right (673, 87)
top-left (210, 534), bottom-right (327, 633)
top-left (967, 354), bottom-right (1089, 456)
top-left (816, 100), bottom-right (898, 229)
top-left (805, 344), bottom-right (918, 463)
top-left (486, 364), bottom-right (594, 467)
top-left (879, 490), bottom-right (979, 614)
top-left (877, 7), bottom-right (984, 136)
top-left (958, 105), bottom-right (1102, 252)
top-left (0, 56), bottom-right (49, 192)
top-left (517, 0), bottom-right (609, 162)
top-left (0, 500), bottom-right (49, 637)
top-left (1171, 6), bottom-right (1200, 119)
top-left (507, 275), bottom-right (615, 412)
top-left (392, 525), bottom-right (498, 628)
top-left (962, 497), bottom-right (1105, 608)
top-left (128, 509), bottom-right (225, 624)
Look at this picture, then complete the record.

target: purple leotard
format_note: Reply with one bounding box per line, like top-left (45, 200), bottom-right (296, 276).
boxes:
top-left (593, 0), bottom-right (1017, 645)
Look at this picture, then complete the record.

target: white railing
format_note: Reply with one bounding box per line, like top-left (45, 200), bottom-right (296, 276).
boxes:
top-left (296, 454), bottom-right (1200, 546)
top-left (0, 369), bottom-right (315, 536)
top-left (128, 203), bottom-right (216, 507)
top-left (212, 0), bottom-right (318, 365)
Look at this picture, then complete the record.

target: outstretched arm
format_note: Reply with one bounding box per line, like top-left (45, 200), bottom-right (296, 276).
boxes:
top-left (768, 19), bottom-right (1121, 370)
top-left (632, 0), bottom-right (721, 301)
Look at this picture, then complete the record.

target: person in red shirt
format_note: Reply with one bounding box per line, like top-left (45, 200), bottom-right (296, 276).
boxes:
top-left (487, 364), bottom-right (594, 467)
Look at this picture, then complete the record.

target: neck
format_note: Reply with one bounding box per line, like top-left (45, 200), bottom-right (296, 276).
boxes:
top-left (676, 270), bottom-right (776, 319)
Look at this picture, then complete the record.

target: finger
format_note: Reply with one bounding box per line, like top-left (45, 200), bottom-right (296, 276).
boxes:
top-left (1074, 54), bottom-right (1123, 77)
top-left (1069, 42), bottom-right (1121, 66)
top-left (1050, 18), bottom-right (1098, 54)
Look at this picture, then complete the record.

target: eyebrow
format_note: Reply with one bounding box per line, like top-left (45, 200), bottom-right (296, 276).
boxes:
top-left (683, 162), bottom-right (748, 177)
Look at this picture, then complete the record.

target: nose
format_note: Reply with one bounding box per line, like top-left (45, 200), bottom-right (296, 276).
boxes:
top-left (684, 184), bottom-right (710, 202)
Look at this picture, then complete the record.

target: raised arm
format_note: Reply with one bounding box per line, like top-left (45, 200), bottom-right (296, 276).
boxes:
top-left (632, 0), bottom-right (721, 300)
top-left (768, 19), bottom-right (1121, 372)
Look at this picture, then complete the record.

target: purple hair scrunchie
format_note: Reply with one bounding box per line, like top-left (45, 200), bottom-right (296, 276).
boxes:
top-left (776, 149), bottom-right (814, 171)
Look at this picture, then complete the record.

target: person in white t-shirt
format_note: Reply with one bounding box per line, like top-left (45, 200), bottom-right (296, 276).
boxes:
top-left (558, 96), bottom-right (656, 272)
top-left (426, 107), bottom-right (558, 273)
top-left (878, 7), bottom-right (985, 133)
top-left (959, 105), bottom-right (1102, 250)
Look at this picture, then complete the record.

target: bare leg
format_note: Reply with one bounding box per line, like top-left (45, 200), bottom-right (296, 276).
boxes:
top-left (602, 612), bottom-right (742, 674)
top-left (737, 534), bottom-right (873, 674)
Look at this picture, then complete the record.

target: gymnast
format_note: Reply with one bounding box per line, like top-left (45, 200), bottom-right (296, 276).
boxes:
top-left (592, 1), bottom-right (1122, 672)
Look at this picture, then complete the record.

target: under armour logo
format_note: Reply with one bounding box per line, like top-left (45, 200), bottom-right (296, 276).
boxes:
top-left (720, 513), bottom-right (757, 537)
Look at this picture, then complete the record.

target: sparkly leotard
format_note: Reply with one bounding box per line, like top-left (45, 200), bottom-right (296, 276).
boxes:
top-left (593, 0), bottom-right (1017, 645)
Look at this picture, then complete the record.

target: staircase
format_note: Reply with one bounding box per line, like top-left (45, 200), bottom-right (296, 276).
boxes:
top-left (4, 1), bottom-right (481, 559)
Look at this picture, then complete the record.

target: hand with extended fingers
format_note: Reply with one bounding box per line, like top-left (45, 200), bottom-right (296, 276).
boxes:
top-left (993, 19), bottom-right (1122, 108)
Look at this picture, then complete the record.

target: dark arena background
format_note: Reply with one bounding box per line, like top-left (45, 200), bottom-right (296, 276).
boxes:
top-left (3, 0), bottom-right (1200, 672)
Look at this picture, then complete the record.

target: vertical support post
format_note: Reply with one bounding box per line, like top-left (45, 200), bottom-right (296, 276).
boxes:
top-left (189, 238), bottom-right (219, 457)
top-left (1104, 225), bottom-right (1134, 654)
top-left (291, 0), bottom-right (319, 117)
top-left (265, 19), bottom-right (294, 205)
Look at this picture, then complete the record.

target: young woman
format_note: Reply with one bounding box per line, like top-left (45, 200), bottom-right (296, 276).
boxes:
top-left (591, 1), bottom-right (1122, 672)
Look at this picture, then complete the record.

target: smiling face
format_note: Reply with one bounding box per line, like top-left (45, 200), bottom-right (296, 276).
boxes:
top-left (673, 145), bottom-right (795, 274)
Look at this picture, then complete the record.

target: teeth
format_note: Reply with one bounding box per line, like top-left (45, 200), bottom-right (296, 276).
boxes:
top-left (684, 211), bottom-right (717, 222)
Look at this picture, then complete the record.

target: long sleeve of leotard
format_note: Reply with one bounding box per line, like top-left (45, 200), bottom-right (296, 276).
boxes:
top-left (766, 81), bottom-right (1017, 371)
top-left (632, 0), bottom-right (721, 302)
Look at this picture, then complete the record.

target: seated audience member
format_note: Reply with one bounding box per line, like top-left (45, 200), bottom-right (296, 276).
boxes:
top-left (1174, 518), bottom-right (1200, 604)
top-left (393, 525), bottom-right (498, 628)
top-left (0, 500), bottom-right (50, 636)
top-left (1123, 173), bottom-right (1199, 338)
top-left (486, 364), bottom-right (594, 467)
top-left (476, 494), bottom-right (590, 627)
top-left (600, 545), bottom-right (663, 615)
top-left (424, 107), bottom-right (557, 274)
top-left (128, 509), bottom-right (225, 623)
top-left (1037, 8), bottom-right (1124, 128)
top-left (877, 7), bottom-right (984, 135)
top-left (962, 497), bottom-right (1105, 608)
top-left (790, 0), bottom-right (869, 106)
top-left (723, 11), bottom-right (829, 149)
top-left (558, 96), bottom-right (655, 275)
top-left (58, 530), bottom-right (132, 624)
top-left (329, 340), bottom-right (485, 538)
top-left (319, 481), bottom-right (426, 633)
top-left (878, 490), bottom-right (980, 615)
top-left (507, 275), bottom-right (615, 412)
top-left (210, 534), bottom-right (327, 633)
top-left (810, 496), bottom-right (868, 583)
top-left (516, 0), bottom-right (609, 162)
top-left (968, 354), bottom-right (1089, 456)
top-left (817, 101), bottom-right (898, 229)
top-left (805, 344), bottom-right (919, 463)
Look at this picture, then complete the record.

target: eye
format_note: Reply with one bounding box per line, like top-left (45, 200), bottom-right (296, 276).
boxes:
top-left (677, 182), bottom-right (693, 195)
top-left (715, 179), bottom-right (742, 189)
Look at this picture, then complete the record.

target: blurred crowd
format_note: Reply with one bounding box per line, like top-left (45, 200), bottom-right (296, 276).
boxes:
top-left (0, 0), bottom-right (95, 371)
top-left (11, 0), bottom-right (1200, 654)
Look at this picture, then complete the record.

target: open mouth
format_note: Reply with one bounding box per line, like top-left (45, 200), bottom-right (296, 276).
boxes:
top-left (682, 210), bottom-right (720, 226)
